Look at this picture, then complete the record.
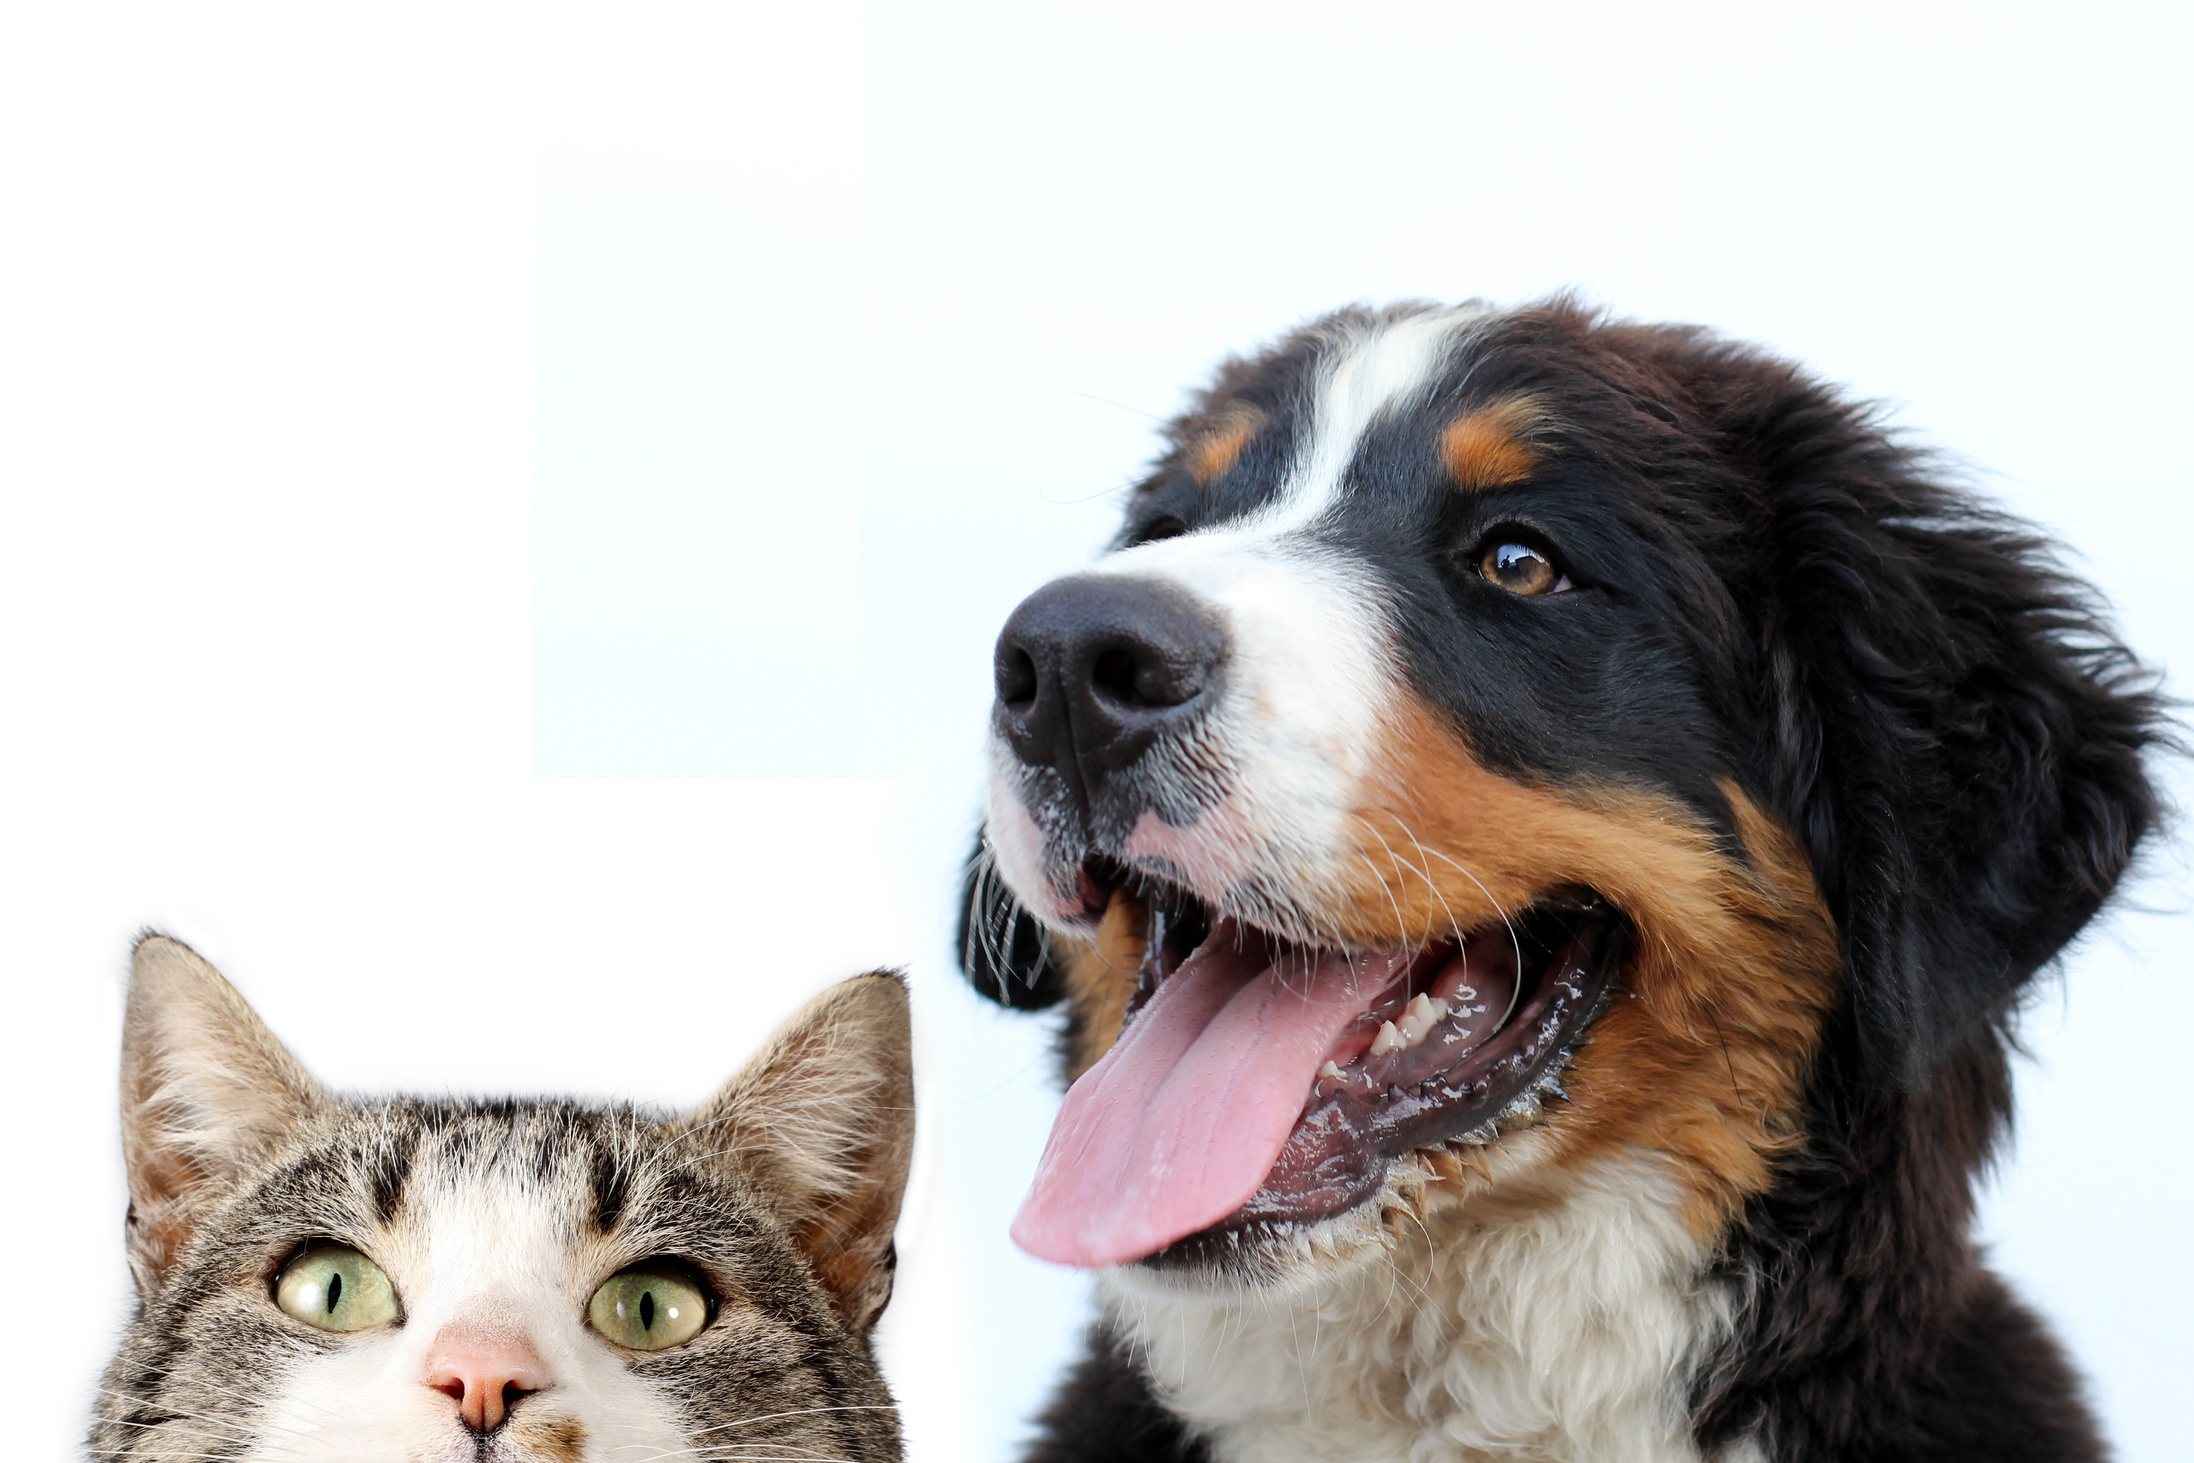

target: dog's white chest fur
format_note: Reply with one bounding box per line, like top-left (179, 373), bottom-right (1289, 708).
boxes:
top-left (1104, 1154), bottom-right (1744, 1463)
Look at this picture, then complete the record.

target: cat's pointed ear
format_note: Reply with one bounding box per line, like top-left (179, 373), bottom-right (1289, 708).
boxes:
top-left (120, 936), bottom-right (328, 1295)
top-left (680, 972), bottom-right (914, 1334)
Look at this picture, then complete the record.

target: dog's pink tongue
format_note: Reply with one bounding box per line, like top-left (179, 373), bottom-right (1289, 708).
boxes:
top-left (1011, 922), bottom-right (1409, 1268)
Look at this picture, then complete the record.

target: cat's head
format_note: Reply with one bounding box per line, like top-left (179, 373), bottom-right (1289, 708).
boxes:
top-left (94, 936), bottom-right (912, 1462)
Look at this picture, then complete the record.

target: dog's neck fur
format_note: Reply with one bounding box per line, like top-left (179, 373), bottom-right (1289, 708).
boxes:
top-left (1103, 1152), bottom-right (1749, 1463)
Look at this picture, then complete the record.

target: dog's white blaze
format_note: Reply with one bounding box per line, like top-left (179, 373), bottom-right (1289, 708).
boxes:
top-left (246, 1175), bottom-right (688, 1462)
top-left (1103, 1151), bottom-right (1743, 1463)
top-left (1080, 534), bottom-right (1399, 934)
top-left (1258, 307), bottom-right (1487, 534)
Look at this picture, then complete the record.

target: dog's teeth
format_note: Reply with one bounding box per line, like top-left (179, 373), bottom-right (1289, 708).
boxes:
top-left (1369, 1020), bottom-right (1404, 1057)
top-left (1396, 993), bottom-right (1449, 1047)
top-left (1318, 1060), bottom-right (1347, 1083)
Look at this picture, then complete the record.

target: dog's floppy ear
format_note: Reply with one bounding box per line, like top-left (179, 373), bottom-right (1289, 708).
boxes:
top-left (1676, 338), bottom-right (2165, 1081)
top-left (957, 832), bottom-right (1070, 1010)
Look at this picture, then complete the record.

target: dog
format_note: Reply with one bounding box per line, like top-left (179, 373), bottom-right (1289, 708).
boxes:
top-left (957, 299), bottom-right (2160, 1463)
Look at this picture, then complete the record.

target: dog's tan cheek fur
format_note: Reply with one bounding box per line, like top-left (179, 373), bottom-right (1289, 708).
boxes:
top-left (1340, 699), bottom-right (1842, 1236)
top-left (1060, 892), bottom-right (1148, 1082)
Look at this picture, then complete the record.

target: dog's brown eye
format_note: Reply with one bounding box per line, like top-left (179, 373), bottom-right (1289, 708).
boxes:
top-left (1479, 541), bottom-right (1569, 596)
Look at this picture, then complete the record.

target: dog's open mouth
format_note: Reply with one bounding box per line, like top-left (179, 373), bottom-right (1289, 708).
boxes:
top-left (1011, 870), bottom-right (1626, 1268)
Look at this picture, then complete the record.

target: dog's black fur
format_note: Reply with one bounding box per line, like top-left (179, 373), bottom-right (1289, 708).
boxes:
top-left (962, 300), bottom-right (2163, 1462)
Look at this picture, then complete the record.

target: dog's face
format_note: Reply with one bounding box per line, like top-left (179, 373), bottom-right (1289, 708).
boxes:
top-left (969, 300), bottom-right (2157, 1287)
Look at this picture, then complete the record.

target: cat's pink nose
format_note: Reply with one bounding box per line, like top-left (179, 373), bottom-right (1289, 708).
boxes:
top-left (423, 1323), bottom-right (550, 1433)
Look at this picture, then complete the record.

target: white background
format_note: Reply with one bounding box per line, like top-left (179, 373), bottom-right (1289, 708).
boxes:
top-left (4, 4), bottom-right (2190, 1459)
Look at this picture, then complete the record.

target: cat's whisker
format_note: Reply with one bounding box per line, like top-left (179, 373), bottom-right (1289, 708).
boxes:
top-left (92, 1385), bottom-right (328, 1441)
top-left (647, 1107), bottom-right (748, 1168)
top-left (140, 1376), bottom-right (349, 1428)
top-left (620, 1446), bottom-right (865, 1463)
top-left (678, 1403), bottom-right (903, 1438)
top-left (189, 1378), bottom-right (339, 1418)
top-left (653, 1138), bottom-right (802, 1180)
top-left (92, 1391), bottom-right (249, 1428)
top-left (616, 1420), bottom-right (906, 1463)
top-left (94, 1415), bottom-right (255, 1446)
top-left (90, 1396), bottom-right (343, 1461)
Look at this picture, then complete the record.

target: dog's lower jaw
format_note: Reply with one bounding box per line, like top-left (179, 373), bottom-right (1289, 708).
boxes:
top-left (1101, 1149), bottom-right (1749, 1463)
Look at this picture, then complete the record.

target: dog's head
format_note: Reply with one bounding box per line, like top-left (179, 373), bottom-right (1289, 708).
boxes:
top-left (963, 299), bottom-right (2158, 1283)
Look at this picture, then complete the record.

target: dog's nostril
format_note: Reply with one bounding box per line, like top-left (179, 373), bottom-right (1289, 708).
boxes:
top-left (1136, 654), bottom-right (1205, 708)
top-left (997, 645), bottom-right (1040, 708)
top-left (1092, 647), bottom-right (1138, 705)
top-left (1090, 643), bottom-right (1204, 710)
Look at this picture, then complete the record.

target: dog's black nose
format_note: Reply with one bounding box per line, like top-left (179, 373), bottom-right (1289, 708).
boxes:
top-left (994, 576), bottom-right (1224, 804)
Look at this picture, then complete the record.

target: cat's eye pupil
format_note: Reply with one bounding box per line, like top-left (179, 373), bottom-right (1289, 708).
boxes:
top-left (274, 1243), bottom-right (399, 1333)
top-left (588, 1263), bottom-right (709, 1351)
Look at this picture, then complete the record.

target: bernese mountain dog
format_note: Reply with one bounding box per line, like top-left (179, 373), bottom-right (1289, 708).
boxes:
top-left (957, 299), bottom-right (2162, 1463)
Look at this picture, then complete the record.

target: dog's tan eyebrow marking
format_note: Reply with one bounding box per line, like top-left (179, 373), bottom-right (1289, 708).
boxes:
top-left (1440, 396), bottom-right (1552, 491)
top-left (1184, 404), bottom-right (1264, 487)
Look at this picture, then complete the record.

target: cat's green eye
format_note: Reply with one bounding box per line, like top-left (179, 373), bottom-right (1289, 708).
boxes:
top-left (588, 1263), bottom-right (711, 1351)
top-left (274, 1243), bottom-right (399, 1332)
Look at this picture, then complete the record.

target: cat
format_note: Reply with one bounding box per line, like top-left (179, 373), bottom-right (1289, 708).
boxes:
top-left (92, 935), bottom-right (912, 1462)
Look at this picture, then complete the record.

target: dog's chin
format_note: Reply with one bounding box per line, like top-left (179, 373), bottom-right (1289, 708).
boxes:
top-left (1105, 1123), bottom-right (1566, 1300)
top-left (1103, 1187), bottom-right (1398, 1299)
top-left (1057, 859), bottom-right (1627, 1280)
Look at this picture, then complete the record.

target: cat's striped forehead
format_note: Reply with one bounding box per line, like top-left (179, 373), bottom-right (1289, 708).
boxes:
top-left (219, 1096), bottom-right (814, 1319)
top-left (274, 1099), bottom-right (730, 1236)
top-left (114, 1097), bottom-right (865, 1463)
